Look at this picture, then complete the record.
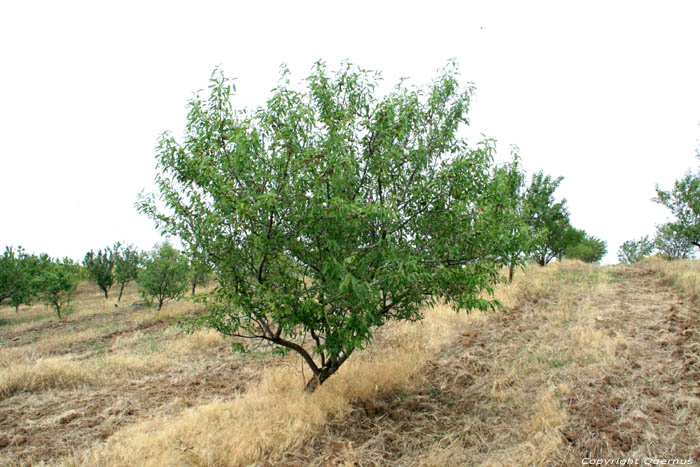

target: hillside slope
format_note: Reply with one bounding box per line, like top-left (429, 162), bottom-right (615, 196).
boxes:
top-left (1, 261), bottom-right (698, 466)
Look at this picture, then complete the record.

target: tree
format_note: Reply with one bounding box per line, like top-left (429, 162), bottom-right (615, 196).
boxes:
top-left (138, 62), bottom-right (519, 391)
top-left (524, 171), bottom-right (573, 266)
top-left (83, 248), bottom-right (114, 298)
top-left (563, 230), bottom-right (608, 263)
top-left (489, 152), bottom-right (531, 282)
top-left (189, 253), bottom-right (212, 296)
top-left (617, 236), bottom-right (654, 264)
top-left (654, 167), bottom-right (700, 252)
top-left (113, 243), bottom-right (141, 302)
top-left (137, 242), bottom-right (189, 311)
top-left (35, 258), bottom-right (77, 319)
top-left (654, 223), bottom-right (695, 260)
top-left (1, 247), bottom-right (37, 311)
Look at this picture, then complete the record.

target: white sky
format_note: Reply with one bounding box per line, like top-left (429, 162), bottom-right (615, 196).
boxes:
top-left (1, 1), bottom-right (699, 264)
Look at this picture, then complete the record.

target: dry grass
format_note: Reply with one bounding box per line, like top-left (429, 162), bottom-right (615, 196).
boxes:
top-left (2, 260), bottom-right (698, 466)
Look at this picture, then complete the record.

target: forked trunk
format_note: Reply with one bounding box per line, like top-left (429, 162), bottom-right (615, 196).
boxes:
top-left (303, 355), bottom-right (351, 393)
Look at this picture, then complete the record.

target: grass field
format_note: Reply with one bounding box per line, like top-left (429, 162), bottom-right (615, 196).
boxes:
top-left (0, 260), bottom-right (698, 466)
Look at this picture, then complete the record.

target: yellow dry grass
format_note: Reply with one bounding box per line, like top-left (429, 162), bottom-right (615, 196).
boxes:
top-left (2, 260), bottom-right (697, 466)
top-left (57, 302), bottom-right (487, 466)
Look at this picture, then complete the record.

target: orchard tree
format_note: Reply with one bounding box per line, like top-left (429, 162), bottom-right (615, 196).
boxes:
top-left (617, 236), bottom-right (654, 264)
top-left (83, 248), bottom-right (114, 298)
top-left (113, 243), bottom-right (141, 302)
top-left (138, 62), bottom-right (521, 391)
top-left (563, 229), bottom-right (607, 263)
top-left (654, 164), bottom-right (700, 252)
top-left (35, 258), bottom-right (77, 319)
top-left (189, 252), bottom-right (212, 296)
top-left (654, 223), bottom-right (695, 260)
top-left (525, 171), bottom-right (573, 266)
top-left (138, 242), bottom-right (189, 311)
top-left (489, 153), bottom-right (531, 282)
top-left (1, 247), bottom-right (38, 311)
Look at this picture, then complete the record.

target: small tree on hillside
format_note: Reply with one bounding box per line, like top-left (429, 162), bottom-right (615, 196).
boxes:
top-left (83, 248), bottom-right (115, 298)
top-left (138, 62), bottom-right (521, 391)
top-left (617, 236), bottom-right (654, 264)
top-left (563, 230), bottom-right (607, 263)
top-left (35, 258), bottom-right (77, 319)
top-left (490, 153), bottom-right (531, 282)
top-left (525, 171), bottom-right (573, 266)
top-left (0, 247), bottom-right (42, 311)
top-left (654, 223), bottom-right (695, 260)
top-left (138, 242), bottom-right (189, 311)
top-left (654, 162), bottom-right (700, 252)
top-left (189, 253), bottom-right (212, 296)
top-left (113, 243), bottom-right (142, 302)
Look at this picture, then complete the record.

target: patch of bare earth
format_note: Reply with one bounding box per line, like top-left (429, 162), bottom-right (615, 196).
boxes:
top-left (270, 265), bottom-right (699, 466)
top-left (560, 268), bottom-right (700, 461)
top-left (0, 350), bottom-right (281, 466)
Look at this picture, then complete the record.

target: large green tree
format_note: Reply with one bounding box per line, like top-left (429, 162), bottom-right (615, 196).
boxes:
top-left (524, 171), bottom-right (573, 266)
top-left (138, 62), bottom-right (521, 390)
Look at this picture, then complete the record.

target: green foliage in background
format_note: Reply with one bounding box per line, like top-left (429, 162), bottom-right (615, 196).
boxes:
top-left (563, 229), bottom-right (607, 263)
top-left (653, 223), bottom-right (695, 260)
top-left (113, 243), bottom-right (142, 302)
top-left (617, 236), bottom-right (654, 264)
top-left (654, 157), bottom-right (700, 254)
top-left (524, 171), bottom-right (573, 266)
top-left (137, 242), bottom-right (189, 311)
top-left (83, 248), bottom-right (115, 299)
top-left (34, 257), bottom-right (78, 319)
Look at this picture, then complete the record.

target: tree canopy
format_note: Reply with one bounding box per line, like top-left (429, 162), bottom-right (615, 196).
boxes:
top-left (654, 161), bottom-right (700, 253)
top-left (138, 62), bottom-right (523, 390)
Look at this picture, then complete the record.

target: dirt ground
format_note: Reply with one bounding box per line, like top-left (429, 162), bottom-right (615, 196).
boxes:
top-left (0, 263), bottom-right (698, 466)
top-left (268, 265), bottom-right (700, 466)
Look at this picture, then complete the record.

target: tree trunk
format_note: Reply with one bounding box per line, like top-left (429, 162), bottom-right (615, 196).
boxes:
top-left (508, 261), bottom-right (515, 283)
top-left (103, 288), bottom-right (109, 299)
top-left (191, 280), bottom-right (197, 296)
top-left (15, 304), bottom-right (19, 313)
top-left (158, 299), bottom-right (163, 311)
top-left (303, 354), bottom-right (351, 392)
top-left (118, 283), bottom-right (125, 302)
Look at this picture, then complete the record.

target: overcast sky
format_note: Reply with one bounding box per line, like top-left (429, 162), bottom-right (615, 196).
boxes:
top-left (2, 1), bottom-right (699, 264)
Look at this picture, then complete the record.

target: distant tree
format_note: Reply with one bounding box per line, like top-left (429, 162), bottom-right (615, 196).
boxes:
top-left (490, 153), bottom-right (531, 282)
top-left (1, 247), bottom-right (36, 311)
top-left (654, 164), bottom-right (700, 253)
top-left (563, 230), bottom-right (607, 263)
top-left (525, 171), bottom-right (573, 266)
top-left (113, 243), bottom-right (141, 302)
top-left (0, 246), bottom-right (18, 306)
top-left (189, 253), bottom-right (212, 296)
top-left (138, 242), bottom-right (189, 311)
top-left (83, 248), bottom-right (115, 298)
top-left (35, 258), bottom-right (78, 319)
top-left (654, 223), bottom-right (695, 260)
top-left (138, 62), bottom-right (519, 391)
top-left (617, 236), bottom-right (654, 264)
